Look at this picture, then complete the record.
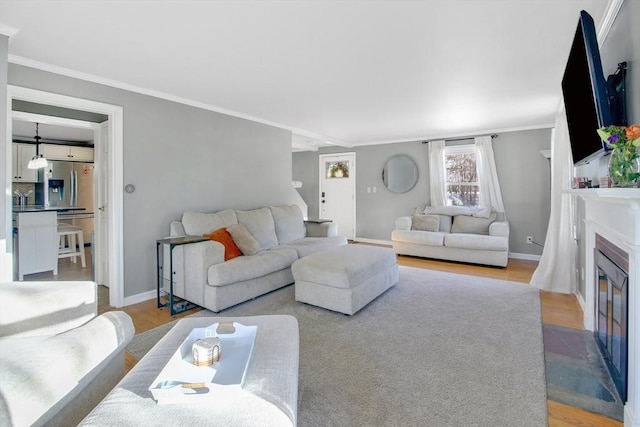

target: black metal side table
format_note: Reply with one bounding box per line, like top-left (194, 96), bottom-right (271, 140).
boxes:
top-left (156, 236), bottom-right (208, 316)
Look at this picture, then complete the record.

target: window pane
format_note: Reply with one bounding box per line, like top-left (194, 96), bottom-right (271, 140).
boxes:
top-left (325, 161), bottom-right (349, 179)
top-left (446, 184), bottom-right (480, 206)
top-left (444, 146), bottom-right (479, 207)
top-left (445, 153), bottom-right (477, 183)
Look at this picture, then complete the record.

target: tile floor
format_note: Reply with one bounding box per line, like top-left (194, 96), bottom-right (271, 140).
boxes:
top-left (543, 324), bottom-right (624, 421)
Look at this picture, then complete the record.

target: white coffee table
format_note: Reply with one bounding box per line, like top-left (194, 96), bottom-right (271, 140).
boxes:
top-left (80, 315), bottom-right (299, 426)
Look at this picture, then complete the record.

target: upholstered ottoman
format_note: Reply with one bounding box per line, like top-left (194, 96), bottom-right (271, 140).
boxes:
top-left (292, 245), bottom-right (398, 315)
top-left (80, 315), bottom-right (299, 426)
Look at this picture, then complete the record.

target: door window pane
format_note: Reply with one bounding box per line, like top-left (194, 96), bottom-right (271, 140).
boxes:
top-left (326, 161), bottom-right (349, 179)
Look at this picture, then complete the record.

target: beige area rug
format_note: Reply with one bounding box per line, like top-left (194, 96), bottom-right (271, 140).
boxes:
top-left (127, 266), bottom-right (547, 426)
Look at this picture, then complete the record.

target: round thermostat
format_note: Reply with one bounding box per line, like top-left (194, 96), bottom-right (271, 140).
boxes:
top-left (125, 184), bottom-right (136, 193)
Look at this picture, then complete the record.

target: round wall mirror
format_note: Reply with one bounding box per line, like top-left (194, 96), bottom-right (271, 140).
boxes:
top-left (382, 155), bottom-right (419, 193)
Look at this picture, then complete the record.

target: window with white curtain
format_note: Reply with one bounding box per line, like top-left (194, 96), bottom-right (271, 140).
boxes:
top-left (444, 144), bottom-right (480, 206)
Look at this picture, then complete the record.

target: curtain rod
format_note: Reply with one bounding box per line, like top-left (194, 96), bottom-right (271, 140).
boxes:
top-left (421, 134), bottom-right (498, 144)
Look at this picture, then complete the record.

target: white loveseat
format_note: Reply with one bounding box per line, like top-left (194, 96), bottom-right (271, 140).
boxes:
top-left (391, 206), bottom-right (510, 267)
top-left (168, 205), bottom-right (347, 312)
top-left (0, 281), bottom-right (134, 427)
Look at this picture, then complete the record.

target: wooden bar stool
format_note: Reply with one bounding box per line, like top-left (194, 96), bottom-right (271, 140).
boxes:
top-left (57, 225), bottom-right (86, 268)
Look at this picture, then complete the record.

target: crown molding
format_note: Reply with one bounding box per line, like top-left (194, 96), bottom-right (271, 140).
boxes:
top-left (8, 54), bottom-right (347, 147)
top-left (598, 0), bottom-right (625, 44)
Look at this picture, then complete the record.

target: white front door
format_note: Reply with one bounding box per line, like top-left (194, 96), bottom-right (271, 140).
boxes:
top-left (319, 153), bottom-right (356, 240)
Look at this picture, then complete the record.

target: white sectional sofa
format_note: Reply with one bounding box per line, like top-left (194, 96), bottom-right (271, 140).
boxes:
top-left (168, 205), bottom-right (347, 312)
top-left (0, 281), bottom-right (134, 427)
top-left (391, 205), bottom-right (510, 267)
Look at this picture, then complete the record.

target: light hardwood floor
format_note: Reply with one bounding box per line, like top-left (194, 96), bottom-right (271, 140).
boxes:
top-left (99, 253), bottom-right (620, 426)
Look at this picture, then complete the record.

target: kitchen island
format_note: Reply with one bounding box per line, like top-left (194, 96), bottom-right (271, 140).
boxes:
top-left (13, 210), bottom-right (58, 280)
top-left (12, 206), bottom-right (90, 280)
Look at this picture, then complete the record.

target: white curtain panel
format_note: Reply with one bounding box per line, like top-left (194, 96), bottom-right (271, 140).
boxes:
top-left (530, 106), bottom-right (576, 294)
top-left (474, 136), bottom-right (506, 218)
top-left (428, 140), bottom-right (446, 206)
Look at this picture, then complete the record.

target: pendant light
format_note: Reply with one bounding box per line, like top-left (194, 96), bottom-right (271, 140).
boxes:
top-left (27, 122), bottom-right (48, 169)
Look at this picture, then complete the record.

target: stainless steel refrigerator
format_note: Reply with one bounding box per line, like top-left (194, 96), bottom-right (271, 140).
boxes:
top-left (36, 161), bottom-right (95, 244)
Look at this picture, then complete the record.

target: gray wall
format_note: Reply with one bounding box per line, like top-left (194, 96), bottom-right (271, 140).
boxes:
top-left (293, 128), bottom-right (552, 256)
top-left (601, 0), bottom-right (639, 126)
top-left (493, 129), bottom-right (551, 255)
top-left (7, 64), bottom-right (299, 298)
top-left (12, 100), bottom-right (108, 123)
top-left (295, 141), bottom-right (429, 241)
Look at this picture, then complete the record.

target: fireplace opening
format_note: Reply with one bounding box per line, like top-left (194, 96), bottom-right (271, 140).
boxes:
top-left (594, 234), bottom-right (629, 403)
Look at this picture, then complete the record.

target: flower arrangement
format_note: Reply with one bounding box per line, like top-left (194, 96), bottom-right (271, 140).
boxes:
top-left (597, 124), bottom-right (640, 187)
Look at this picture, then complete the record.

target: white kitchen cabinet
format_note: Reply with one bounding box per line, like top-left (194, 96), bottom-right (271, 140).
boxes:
top-left (12, 143), bottom-right (38, 182)
top-left (40, 143), bottom-right (94, 162)
top-left (14, 211), bottom-right (58, 280)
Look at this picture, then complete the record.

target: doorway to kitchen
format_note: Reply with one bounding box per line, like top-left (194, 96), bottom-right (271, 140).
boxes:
top-left (12, 112), bottom-right (100, 282)
top-left (7, 86), bottom-right (124, 308)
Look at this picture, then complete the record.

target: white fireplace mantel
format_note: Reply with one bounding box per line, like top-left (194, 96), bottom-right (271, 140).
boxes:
top-left (568, 188), bottom-right (640, 426)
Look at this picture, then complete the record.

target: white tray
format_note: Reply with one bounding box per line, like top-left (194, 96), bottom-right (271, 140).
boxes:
top-left (149, 322), bottom-right (257, 404)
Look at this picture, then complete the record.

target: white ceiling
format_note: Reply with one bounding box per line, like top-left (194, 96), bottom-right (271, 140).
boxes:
top-left (1, 1), bottom-right (610, 151)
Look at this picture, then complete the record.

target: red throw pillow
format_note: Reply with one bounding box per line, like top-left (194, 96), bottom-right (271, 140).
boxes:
top-left (203, 227), bottom-right (242, 261)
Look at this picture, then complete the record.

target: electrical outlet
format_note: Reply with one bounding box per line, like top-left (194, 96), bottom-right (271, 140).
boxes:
top-left (526, 236), bottom-right (533, 244)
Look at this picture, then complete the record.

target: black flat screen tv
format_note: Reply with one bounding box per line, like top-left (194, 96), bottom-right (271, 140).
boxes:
top-left (561, 10), bottom-right (613, 166)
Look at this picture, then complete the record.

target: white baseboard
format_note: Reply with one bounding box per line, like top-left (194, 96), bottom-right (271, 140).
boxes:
top-left (576, 290), bottom-right (586, 315)
top-left (352, 237), bottom-right (392, 246)
top-left (123, 289), bottom-right (156, 306)
top-left (509, 252), bottom-right (542, 261)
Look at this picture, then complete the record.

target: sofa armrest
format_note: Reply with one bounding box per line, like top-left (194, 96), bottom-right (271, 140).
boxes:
top-left (395, 216), bottom-right (412, 231)
top-left (163, 240), bottom-right (225, 306)
top-left (0, 281), bottom-right (97, 338)
top-left (305, 221), bottom-right (338, 237)
top-left (0, 310), bottom-right (134, 427)
top-left (489, 221), bottom-right (510, 238)
top-left (170, 220), bottom-right (187, 237)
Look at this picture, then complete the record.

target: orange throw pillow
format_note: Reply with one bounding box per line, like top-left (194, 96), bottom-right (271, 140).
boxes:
top-left (203, 227), bottom-right (242, 261)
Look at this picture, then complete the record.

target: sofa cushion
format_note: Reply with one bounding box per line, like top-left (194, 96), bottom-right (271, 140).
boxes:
top-left (437, 215), bottom-right (453, 232)
top-left (450, 211), bottom-right (497, 235)
top-left (207, 248), bottom-right (299, 287)
top-left (181, 210), bottom-right (238, 236)
top-left (391, 229), bottom-right (445, 246)
top-left (236, 208), bottom-right (279, 250)
top-left (411, 214), bottom-right (440, 232)
top-left (227, 224), bottom-right (261, 256)
top-left (270, 205), bottom-right (306, 244)
top-left (444, 233), bottom-right (508, 251)
top-left (277, 236), bottom-right (348, 258)
top-left (203, 228), bottom-right (242, 261)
